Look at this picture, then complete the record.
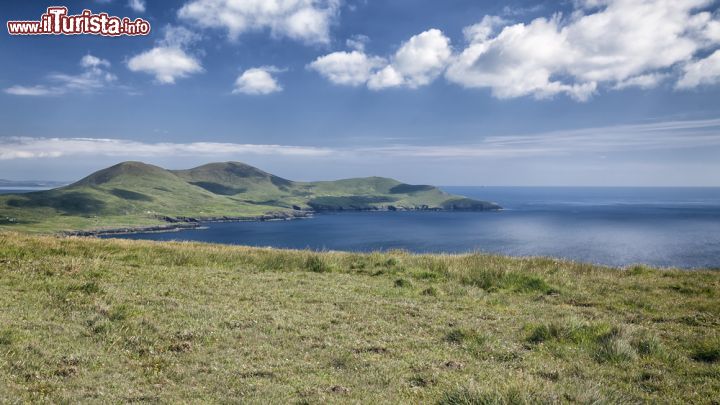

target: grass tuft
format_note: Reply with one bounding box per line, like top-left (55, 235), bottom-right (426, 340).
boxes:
top-left (691, 338), bottom-right (720, 363)
top-left (631, 331), bottom-right (664, 357)
top-left (526, 321), bottom-right (639, 363)
top-left (439, 385), bottom-right (539, 405)
top-left (594, 327), bottom-right (637, 363)
top-left (394, 278), bottom-right (411, 288)
top-left (0, 329), bottom-right (16, 345)
top-left (627, 264), bottom-right (654, 276)
top-left (74, 281), bottom-right (102, 295)
top-left (457, 266), bottom-right (555, 294)
top-left (304, 255), bottom-right (330, 273)
top-left (422, 286), bottom-right (439, 296)
top-left (445, 328), bottom-right (488, 350)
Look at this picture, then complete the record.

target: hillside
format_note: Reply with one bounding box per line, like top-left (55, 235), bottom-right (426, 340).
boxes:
top-left (0, 161), bottom-right (500, 234)
top-left (0, 232), bottom-right (718, 402)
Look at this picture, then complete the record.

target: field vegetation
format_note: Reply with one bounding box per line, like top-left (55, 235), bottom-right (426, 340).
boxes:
top-left (1, 232), bottom-right (718, 402)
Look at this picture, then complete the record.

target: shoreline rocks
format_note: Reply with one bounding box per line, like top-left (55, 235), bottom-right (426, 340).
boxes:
top-left (61, 205), bottom-right (500, 237)
top-left (62, 210), bottom-right (314, 237)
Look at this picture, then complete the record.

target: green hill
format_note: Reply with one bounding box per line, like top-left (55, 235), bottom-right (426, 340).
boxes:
top-left (0, 161), bottom-right (500, 233)
top-left (0, 232), bottom-right (718, 402)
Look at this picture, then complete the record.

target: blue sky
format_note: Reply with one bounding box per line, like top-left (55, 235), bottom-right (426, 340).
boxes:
top-left (1, 0), bottom-right (719, 185)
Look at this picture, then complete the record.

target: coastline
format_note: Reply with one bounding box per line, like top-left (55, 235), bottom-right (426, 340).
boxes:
top-left (59, 205), bottom-right (502, 237)
top-left (61, 210), bottom-right (315, 237)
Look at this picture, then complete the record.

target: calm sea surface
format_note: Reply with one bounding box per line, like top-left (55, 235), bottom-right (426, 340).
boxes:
top-left (4, 187), bottom-right (720, 269)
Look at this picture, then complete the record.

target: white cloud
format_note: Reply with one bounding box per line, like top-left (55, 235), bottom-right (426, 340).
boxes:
top-left (2, 118), bottom-right (719, 160)
top-left (311, 29), bottom-right (452, 90)
top-left (127, 48), bottom-right (203, 84)
top-left (178, 0), bottom-right (340, 44)
top-left (4, 86), bottom-right (59, 97)
top-left (614, 73), bottom-right (669, 90)
top-left (446, 0), bottom-right (720, 100)
top-left (706, 18), bottom-right (720, 42)
top-left (367, 66), bottom-right (404, 90)
top-left (127, 25), bottom-right (203, 84)
top-left (4, 54), bottom-right (116, 96)
top-left (371, 29), bottom-right (452, 89)
top-left (306, 1), bottom-right (720, 99)
top-left (81, 55), bottom-right (111, 69)
top-left (676, 50), bottom-right (720, 88)
top-left (346, 34), bottom-right (369, 51)
top-left (233, 66), bottom-right (283, 95)
top-left (462, 15), bottom-right (508, 43)
top-left (0, 137), bottom-right (333, 160)
top-left (128, 0), bottom-right (146, 13)
top-left (159, 25), bottom-right (202, 48)
top-left (308, 51), bottom-right (386, 86)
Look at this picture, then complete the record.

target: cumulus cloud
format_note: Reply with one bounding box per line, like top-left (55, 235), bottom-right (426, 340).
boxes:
top-left (309, 1), bottom-right (720, 99)
top-left (4, 54), bottom-right (116, 96)
top-left (370, 29), bottom-right (452, 89)
top-left (446, 0), bottom-right (720, 100)
top-left (367, 66), bottom-right (404, 89)
top-left (128, 0), bottom-right (146, 13)
top-left (233, 66), bottom-right (284, 95)
top-left (127, 25), bottom-right (203, 84)
top-left (127, 48), bottom-right (203, 84)
top-left (308, 50), bottom-right (386, 86)
top-left (310, 29), bottom-right (452, 90)
top-left (676, 50), bottom-right (720, 88)
top-left (178, 0), bottom-right (340, 44)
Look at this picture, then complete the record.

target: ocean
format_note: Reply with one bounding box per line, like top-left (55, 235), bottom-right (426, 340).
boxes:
top-left (4, 187), bottom-right (719, 269)
top-left (101, 187), bottom-right (720, 269)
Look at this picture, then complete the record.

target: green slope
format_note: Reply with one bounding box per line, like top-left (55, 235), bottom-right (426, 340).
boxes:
top-left (1, 233), bottom-right (718, 402)
top-left (0, 161), bottom-right (500, 233)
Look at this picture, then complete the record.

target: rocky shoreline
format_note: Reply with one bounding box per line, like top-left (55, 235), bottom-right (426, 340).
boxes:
top-left (61, 205), bottom-right (501, 237)
top-left (62, 210), bottom-right (313, 237)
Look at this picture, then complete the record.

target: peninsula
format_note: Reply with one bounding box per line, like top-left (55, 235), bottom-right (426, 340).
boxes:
top-left (0, 161), bottom-right (500, 234)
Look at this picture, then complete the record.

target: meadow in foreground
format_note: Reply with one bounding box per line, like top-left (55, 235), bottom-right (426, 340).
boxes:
top-left (0, 232), bottom-right (718, 403)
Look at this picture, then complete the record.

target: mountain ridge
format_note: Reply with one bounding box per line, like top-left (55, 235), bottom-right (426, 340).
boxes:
top-left (0, 161), bottom-right (501, 234)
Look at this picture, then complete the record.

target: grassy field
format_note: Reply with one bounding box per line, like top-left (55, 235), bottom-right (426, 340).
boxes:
top-left (0, 232), bottom-right (718, 403)
top-left (0, 161), bottom-right (499, 234)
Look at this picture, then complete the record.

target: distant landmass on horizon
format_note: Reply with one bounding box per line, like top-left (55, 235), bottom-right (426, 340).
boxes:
top-left (0, 161), bottom-right (500, 234)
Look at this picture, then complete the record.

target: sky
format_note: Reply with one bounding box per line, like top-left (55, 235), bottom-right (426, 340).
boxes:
top-left (1, 0), bottom-right (719, 186)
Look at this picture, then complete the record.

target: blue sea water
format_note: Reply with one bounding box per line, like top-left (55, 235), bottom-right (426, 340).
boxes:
top-left (4, 187), bottom-right (720, 269)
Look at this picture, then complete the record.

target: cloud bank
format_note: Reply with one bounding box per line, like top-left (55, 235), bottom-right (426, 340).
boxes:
top-left (309, 29), bottom-right (452, 90)
top-left (3, 118), bottom-right (719, 160)
top-left (0, 138), bottom-right (333, 160)
top-left (310, 0), bottom-right (720, 100)
top-left (178, 0), bottom-right (340, 44)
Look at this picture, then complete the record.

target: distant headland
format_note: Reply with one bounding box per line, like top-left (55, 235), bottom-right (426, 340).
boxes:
top-left (0, 161), bottom-right (501, 235)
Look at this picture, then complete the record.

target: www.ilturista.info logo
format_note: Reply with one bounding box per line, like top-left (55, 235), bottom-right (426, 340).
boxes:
top-left (7, 7), bottom-right (150, 36)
